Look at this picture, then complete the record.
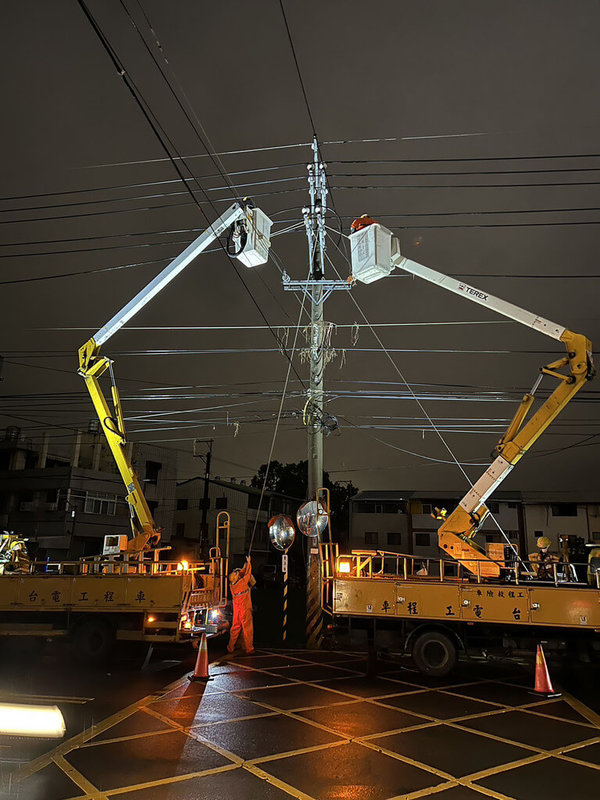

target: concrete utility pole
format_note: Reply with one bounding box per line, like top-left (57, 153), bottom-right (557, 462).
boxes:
top-left (283, 139), bottom-right (350, 647)
top-left (194, 438), bottom-right (213, 557)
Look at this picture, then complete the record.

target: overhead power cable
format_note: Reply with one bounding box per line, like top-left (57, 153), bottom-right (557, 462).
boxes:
top-left (329, 179), bottom-right (600, 190)
top-left (76, 0), bottom-right (310, 406)
top-left (0, 164), bottom-right (305, 205)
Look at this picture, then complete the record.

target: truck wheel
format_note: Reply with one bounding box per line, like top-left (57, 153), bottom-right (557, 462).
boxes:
top-left (412, 630), bottom-right (457, 677)
top-left (72, 619), bottom-right (114, 663)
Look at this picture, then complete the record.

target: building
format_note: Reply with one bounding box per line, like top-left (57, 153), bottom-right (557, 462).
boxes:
top-left (175, 477), bottom-right (302, 561)
top-left (0, 426), bottom-right (177, 559)
top-left (350, 489), bottom-right (600, 561)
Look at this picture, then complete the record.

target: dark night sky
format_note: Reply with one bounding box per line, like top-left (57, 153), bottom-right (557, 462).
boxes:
top-left (1, 0), bottom-right (599, 497)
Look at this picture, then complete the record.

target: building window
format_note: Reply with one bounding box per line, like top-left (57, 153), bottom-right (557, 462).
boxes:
top-left (84, 492), bottom-right (117, 515)
top-left (415, 533), bottom-right (430, 547)
top-left (421, 503), bottom-right (432, 515)
top-left (387, 532), bottom-right (402, 546)
top-left (592, 532), bottom-right (600, 543)
top-left (364, 532), bottom-right (378, 546)
top-left (487, 501), bottom-right (500, 514)
top-left (215, 497), bottom-right (228, 510)
top-left (175, 522), bottom-right (185, 537)
top-left (176, 498), bottom-right (188, 511)
top-left (145, 460), bottom-right (162, 485)
top-left (248, 494), bottom-right (260, 509)
top-left (551, 503), bottom-right (578, 517)
top-left (46, 489), bottom-right (59, 505)
top-left (356, 502), bottom-right (374, 514)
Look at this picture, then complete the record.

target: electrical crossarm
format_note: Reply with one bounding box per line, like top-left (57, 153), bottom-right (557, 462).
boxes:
top-left (349, 218), bottom-right (594, 578)
top-left (77, 201), bottom-right (272, 553)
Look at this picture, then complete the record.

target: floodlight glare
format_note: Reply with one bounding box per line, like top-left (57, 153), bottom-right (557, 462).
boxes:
top-left (0, 703), bottom-right (66, 738)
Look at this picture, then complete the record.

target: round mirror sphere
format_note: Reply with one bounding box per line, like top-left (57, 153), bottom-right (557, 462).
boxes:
top-left (296, 501), bottom-right (329, 537)
top-left (268, 515), bottom-right (296, 552)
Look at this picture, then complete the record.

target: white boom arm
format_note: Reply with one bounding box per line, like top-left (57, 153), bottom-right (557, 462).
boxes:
top-left (93, 202), bottom-right (271, 347)
top-left (350, 222), bottom-right (565, 340)
top-left (350, 221), bottom-right (593, 577)
top-left (77, 201), bottom-right (271, 552)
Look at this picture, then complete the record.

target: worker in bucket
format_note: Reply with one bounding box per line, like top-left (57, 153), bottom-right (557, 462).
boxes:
top-left (227, 555), bottom-right (256, 655)
top-left (530, 536), bottom-right (559, 581)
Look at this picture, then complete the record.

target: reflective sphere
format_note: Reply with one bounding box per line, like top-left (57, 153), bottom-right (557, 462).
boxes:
top-left (296, 501), bottom-right (329, 537)
top-left (268, 515), bottom-right (296, 552)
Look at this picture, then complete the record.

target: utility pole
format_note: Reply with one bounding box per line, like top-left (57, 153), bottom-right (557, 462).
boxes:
top-left (194, 438), bottom-right (213, 558)
top-left (283, 139), bottom-right (350, 647)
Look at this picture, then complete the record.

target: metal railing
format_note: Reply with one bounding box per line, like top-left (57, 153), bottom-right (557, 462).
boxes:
top-left (320, 544), bottom-right (600, 597)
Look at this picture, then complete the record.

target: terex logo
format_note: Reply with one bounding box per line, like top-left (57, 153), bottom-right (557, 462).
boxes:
top-left (458, 284), bottom-right (488, 301)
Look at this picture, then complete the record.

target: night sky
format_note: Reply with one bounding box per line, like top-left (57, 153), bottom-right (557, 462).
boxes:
top-left (2, 0), bottom-right (599, 498)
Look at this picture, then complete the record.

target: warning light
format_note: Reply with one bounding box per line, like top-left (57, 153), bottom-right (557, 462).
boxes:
top-left (338, 559), bottom-right (351, 574)
top-left (180, 613), bottom-right (193, 630)
top-left (146, 615), bottom-right (156, 623)
top-left (177, 560), bottom-right (189, 572)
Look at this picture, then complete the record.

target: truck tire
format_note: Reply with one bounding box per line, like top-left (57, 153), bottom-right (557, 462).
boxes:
top-left (72, 618), bottom-right (114, 663)
top-left (412, 630), bottom-right (457, 677)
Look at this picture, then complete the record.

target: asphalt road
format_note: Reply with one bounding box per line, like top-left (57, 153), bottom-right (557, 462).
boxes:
top-left (1, 629), bottom-right (599, 799)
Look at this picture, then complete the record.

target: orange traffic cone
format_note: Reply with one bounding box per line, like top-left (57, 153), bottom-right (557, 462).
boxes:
top-left (189, 632), bottom-right (212, 682)
top-left (531, 644), bottom-right (561, 698)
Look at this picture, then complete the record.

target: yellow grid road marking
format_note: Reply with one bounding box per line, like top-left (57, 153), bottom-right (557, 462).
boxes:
top-left (563, 689), bottom-right (600, 727)
top-left (77, 726), bottom-right (177, 749)
top-left (91, 763), bottom-right (240, 797)
top-left (243, 763), bottom-right (318, 800)
top-left (465, 752), bottom-right (549, 782)
top-left (52, 754), bottom-right (108, 800)
top-left (247, 739), bottom-right (348, 766)
top-left (11, 651), bottom-right (600, 800)
top-left (359, 737), bottom-right (456, 781)
top-left (10, 672), bottom-right (192, 782)
top-left (520, 705), bottom-right (598, 730)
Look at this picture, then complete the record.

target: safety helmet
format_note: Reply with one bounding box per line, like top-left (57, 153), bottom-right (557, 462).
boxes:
top-left (537, 536), bottom-right (552, 549)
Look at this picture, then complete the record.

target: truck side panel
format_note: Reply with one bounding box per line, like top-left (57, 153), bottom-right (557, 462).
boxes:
top-left (0, 575), bottom-right (190, 613)
top-left (330, 576), bottom-right (600, 630)
top-left (530, 587), bottom-right (600, 627)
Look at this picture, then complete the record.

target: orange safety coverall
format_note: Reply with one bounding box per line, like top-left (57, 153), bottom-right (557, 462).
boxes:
top-left (227, 561), bottom-right (254, 654)
top-left (350, 215), bottom-right (378, 233)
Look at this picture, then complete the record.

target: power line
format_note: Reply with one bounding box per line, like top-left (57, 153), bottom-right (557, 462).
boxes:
top-left (278, 0), bottom-right (317, 137)
top-left (0, 164), bottom-right (305, 205)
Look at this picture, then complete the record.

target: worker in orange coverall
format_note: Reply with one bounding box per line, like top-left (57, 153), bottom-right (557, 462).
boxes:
top-left (227, 555), bottom-right (256, 654)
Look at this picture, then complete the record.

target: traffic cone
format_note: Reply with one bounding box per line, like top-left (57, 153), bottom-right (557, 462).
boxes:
top-left (531, 644), bottom-right (561, 698)
top-left (189, 632), bottom-right (212, 682)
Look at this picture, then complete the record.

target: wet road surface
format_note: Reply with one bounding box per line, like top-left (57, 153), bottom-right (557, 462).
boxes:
top-left (1, 640), bottom-right (599, 800)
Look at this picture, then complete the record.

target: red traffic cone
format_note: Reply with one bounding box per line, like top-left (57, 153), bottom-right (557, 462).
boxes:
top-left (531, 644), bottom-right (561, 698)
top-left (189, 632), bottom-right (212, 682)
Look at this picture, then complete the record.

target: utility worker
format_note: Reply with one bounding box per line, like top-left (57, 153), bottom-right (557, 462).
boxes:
top-left (529, 536), bottom-right (559, 580)
top-left (350, 214), bottom-right (377, 234)
top-left (227, 555), bottom-right (256, 655)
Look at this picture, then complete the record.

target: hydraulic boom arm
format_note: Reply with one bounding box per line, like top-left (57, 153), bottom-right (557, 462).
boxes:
top-left (350, 220), bottom-right (594, 577)
top-left (78, 202), bottom-right (271, 552)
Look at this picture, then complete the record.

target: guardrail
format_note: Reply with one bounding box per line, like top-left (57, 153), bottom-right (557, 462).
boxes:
top-left (319, 543), bottom-right (599, 613)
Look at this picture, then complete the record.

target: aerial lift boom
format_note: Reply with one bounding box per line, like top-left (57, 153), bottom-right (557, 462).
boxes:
top-left (78, 201), bottom-right (272, 552)
top-left (349, 219), bottom-right (594, 578)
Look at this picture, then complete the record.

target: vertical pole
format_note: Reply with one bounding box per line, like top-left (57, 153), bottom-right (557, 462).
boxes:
top-left (200, 440), bottom-right (213, 557)
top-left (282, 550), bottom-right (289, 642)
top-left (366, 618), bottom-right (377, 677)
top-left (305, 138), bottom-right (327, 649)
